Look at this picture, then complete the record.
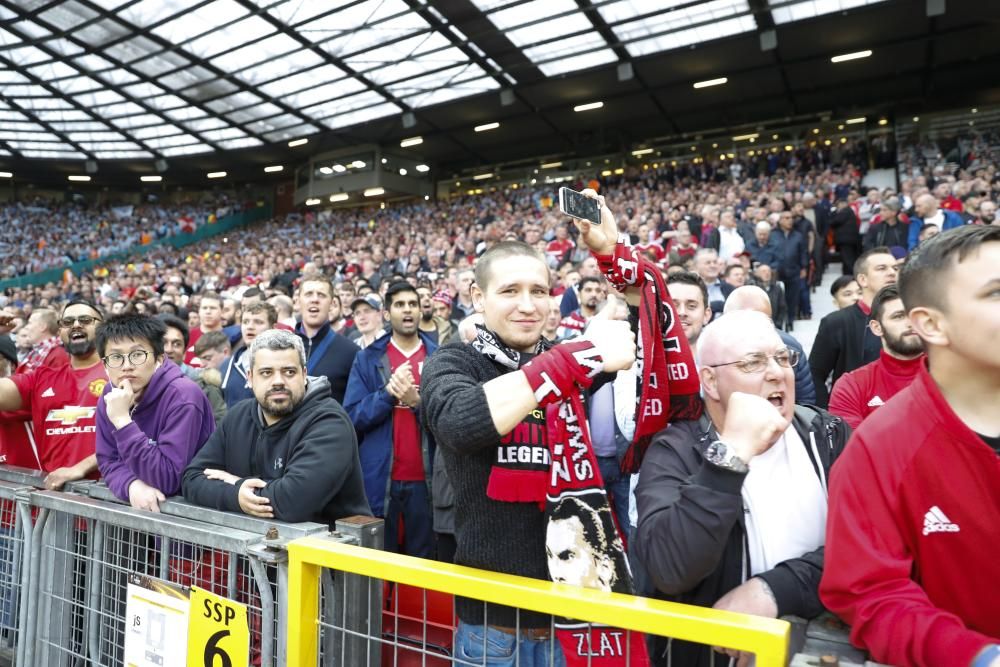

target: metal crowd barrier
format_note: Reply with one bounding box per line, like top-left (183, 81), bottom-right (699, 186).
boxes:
top-left (0, 467), bottom-right (339, 667)
top-left (286, 535), bottom-right (792, 667)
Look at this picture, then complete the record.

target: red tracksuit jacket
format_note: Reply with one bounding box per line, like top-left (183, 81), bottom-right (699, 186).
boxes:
top-left (827, 350), bottom-right (924, 430)
top-left (821, 361), bottom-right (1000, 667)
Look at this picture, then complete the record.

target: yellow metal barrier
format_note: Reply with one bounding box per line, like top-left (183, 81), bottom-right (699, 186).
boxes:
top-left (287, 534), bottom-right (790, 666)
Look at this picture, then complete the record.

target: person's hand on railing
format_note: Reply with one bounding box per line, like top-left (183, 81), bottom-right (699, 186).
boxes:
top-left (711, 577), bottom-right (779, 667)
top-left (128, 479), bottom-right (165, 512)
top-left (238, 479), bottom-right (274, 518)
top-left (203, 468), bottom-right (240, 485)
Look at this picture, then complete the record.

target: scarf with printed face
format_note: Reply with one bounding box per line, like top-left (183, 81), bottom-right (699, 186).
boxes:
top-left (472, 325), bottom-right (649, 666)
top-left (595, 234), bottom-right (703, 473)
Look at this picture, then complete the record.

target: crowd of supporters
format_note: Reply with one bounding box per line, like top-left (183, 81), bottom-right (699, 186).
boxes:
top-left (1, 130), bottom-right (999, 667)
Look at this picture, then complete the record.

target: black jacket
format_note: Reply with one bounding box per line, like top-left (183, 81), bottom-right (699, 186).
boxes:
top-left (181, 375), bottom-right (371, 525)
top-left (829, 207), bottom-right (860, 245)
top-left (296, 321), bottom-right (359, 405)
top-left (862, 220), bottom-right (909, 252)
top-left (808, 302), bottom-right (881, 407)
top-left (634, 406), bottom-right (850, 667)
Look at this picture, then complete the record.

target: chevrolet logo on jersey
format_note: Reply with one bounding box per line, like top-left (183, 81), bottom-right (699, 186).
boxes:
top-left (46, 406), bottom-right (97, 425)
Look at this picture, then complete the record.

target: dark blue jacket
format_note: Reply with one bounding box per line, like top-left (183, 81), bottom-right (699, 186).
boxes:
top-left (219, 346), bottom-right (254, 408)
top-left (907, 210), bottom-right (965, 249)
top-left (296, 322), bottom-right (359, 405)
top-left (343, 332), bottom-right (438, 517)
top-left (746, 236), bottom-right (782, 268)
top-left (771, 228), bottom-right (808, 278)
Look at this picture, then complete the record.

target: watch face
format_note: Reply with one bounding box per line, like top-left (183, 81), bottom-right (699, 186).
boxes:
top-left (705, 441), bottom-right (727, 464)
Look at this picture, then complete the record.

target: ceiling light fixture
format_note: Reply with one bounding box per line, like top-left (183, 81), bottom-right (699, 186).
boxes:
top-left (732, 133), bottom-right (759, 141)
top-left (207, 171), bottom-right (226, 178)
top-left (330, 194), bottom-right (349, 202)
top-left (845, 117), bottom-right (866, 124)
top-left (631, 148), bottom-right (654, 156)
top-left (473, 173), bottom-right (493, 180)
top-left (831, 50), bottom-right (872, 63)
top-left (305, 198), bottom-right (321, 205)
top-left (332, 164), bottom-right (346, 173)
top-left (264, 165), bottom-right (283, 173)
top-left (352, 160), bottom-right (366, 168)
top-left (67, 175), bottom-right (91, 182)
top-left (400, 136), bottom-right (423, 147)
top-left (140, 175), bottom-right (162, 182)
top-left (474, 122), bottom-right (500, 132)
top-left (540, 162), bottom-right (562, 169)
top-left (416, 164), bottom-right (430, 172)
top-left (693, 77), bottom-right (727, 89)
top-left (573, 102), bottom-right (603, 112)
top-left (0, 172), bottom-right (12, 178)
top-left (319, 167), bottom-right (333, 175)
top-left (288, 138), bottom-right (308, 147)
top-left (399, 168), bottom-right (408, 175)
top-left (364, 187), bottom-right (385, 197)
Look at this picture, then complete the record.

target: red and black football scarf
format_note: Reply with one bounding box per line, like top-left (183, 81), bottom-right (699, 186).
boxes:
top-left (594, 233), bottom-right (703, 473)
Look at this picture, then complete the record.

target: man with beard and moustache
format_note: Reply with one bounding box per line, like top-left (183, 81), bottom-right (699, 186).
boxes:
top-left (344, 282), bottom-right (439, 557)
top-left (295, 274), bottom-right (359, 405)
top-left (828, 285), bottom-right (925, 430)
top-left (0, 301), bottom-right (106, 489)
top-left (416, 285), bottom-right (454, 345)
top-left (556, 276), bottom-right (603, 340)
top-left (182, 329), bottom-right (370, 524)
top-left (667, 272), bottom-right (713, 353)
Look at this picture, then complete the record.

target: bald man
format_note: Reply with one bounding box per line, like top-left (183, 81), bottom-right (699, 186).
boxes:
top-left (908, 193), bottom-right (965, 250)
top-left (724, 286), bottom-right (816, 404)
top-left (634, 311), bottom-right (851, 667)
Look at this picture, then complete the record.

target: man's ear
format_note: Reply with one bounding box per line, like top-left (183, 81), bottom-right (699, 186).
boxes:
top-left (908, 306), bottom-right (948, 348)
top-left (699, 366), bottom-right (720, 401)
top-left (471, 283), bottom-right (485, 313)
top-left (868, 319), bottom-right (884, 338)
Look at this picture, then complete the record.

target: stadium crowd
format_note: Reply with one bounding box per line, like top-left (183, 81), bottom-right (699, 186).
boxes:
top-left (1, 132), bottom-right (999, 667)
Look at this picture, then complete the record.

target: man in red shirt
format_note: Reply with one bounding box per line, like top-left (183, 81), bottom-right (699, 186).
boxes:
top-left (545, 224), bottom-right (575, 267)
top-left (0, 301), bottom-right (105, 489)
top-left (183, 291), bottom-right (225, 366)
top-left (828, 284), bottom-right (925, 429)
top-left (821, 225), bottom-right (1000, 667)
top-left (344, 282), bottom-right (438, 557)
top-left (0, 336), bottom-right (40, 469)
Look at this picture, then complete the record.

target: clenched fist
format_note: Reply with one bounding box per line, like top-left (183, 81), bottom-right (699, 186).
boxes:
top-left (717, 392), bottom-right (790, 463)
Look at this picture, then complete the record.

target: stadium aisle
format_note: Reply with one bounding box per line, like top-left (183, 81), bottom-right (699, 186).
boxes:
top-left (791, 267), bottom-right (841, 357)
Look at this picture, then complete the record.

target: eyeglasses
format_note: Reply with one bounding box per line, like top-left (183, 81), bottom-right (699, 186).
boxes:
top-left (59, 315), bottom-right (101, 328)
top-left (102, 350), bottom-right (150, 369)
top-left (707, 348), bottom-right (800, 374)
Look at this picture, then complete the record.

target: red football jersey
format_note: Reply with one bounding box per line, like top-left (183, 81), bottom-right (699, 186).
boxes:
top-left (386, 341), bottom-right (427, 481)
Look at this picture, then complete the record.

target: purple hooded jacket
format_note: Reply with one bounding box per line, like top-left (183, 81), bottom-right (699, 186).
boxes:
top-left (96, 359), bottom-right (215, 501)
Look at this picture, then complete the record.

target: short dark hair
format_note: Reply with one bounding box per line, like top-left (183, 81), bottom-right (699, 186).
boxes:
top-left (199, 291), bottom-right (222, 306)
top-left (473, 241), bottom-right (547, 292)
top-left (243, 301), bottom-right (277, 326)
top-left (96, 313), bottom-right (167, 358)
top-left (61, 299), bottom-right (103, 320)
top-left (830, 274), bottom-right (858, 297)
top-left (870, 284), bottom-right (902, 323)
top-left (384, 281), bottom-right (419, 309)
top-left (157, 314), bottom-right (190, 346)
top-left (899, 224), bottom-right (1000, 312)
top-left (667, 271), bottom-right (709, 309)
top-left (723, 263), bottom-right (745, 278)
top-left (577, 276), bottom-right (603, 291)
top-left (193, 330), bottom-right (231, 357)
top-left (854, 246), bottom-right (892, 277)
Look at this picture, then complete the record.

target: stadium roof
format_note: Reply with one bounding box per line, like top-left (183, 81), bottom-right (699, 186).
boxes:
top-left (1, 0), bottom-right (997, 184)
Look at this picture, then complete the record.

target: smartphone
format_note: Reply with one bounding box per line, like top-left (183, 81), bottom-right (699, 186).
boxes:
top-left (558, 187), bottom-right (601, 225)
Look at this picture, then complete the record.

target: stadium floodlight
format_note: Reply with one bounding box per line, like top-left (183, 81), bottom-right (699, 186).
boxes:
top-left (68, 175), bottom-right (91, 182)
top-left (831, 50), bottom-right (872, 63)
top-left (330, 194), bottom-right (349, 202)
top-left (845, 117), bottom-right (866, 124)
top-left (573, 101), bottom-right (603, 112)
top-left (400, 136), bottom-right (423, 147)
top-left (364, 188), bottom-right (385, 197)
top-left (288, 138), bottom-right (309, 147)
top-left (140, 176), bottom-right (162, 182)
top-left (207, 171), bottom-right (227, 178)
top-left (693, 77), bottom-right (728, 89)
top-left (416, 164), bottom-right (430, 172)
top-left (540, 162), bottom-right (562, 169)
top-left (264, 165), bottom-right (283, 173)
top-left (475, 122), bottom-right (500, 132)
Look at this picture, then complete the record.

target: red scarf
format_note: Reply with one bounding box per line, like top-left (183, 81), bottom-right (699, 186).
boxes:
top-left (594, 234), bottom-right (703, 473)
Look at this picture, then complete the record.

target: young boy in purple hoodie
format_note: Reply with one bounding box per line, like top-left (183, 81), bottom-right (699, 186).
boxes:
top-left (95, 313), bottom-right (215, 512)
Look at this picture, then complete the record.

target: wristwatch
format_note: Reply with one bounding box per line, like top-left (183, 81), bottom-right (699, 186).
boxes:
top-left (704, 440), bottom-right (750, 474)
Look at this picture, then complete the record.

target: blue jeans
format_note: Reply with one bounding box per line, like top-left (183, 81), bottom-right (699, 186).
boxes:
top-left (596, 455), bottom-right (631, 543)
top-left (384, 480), bottom-right (435, 558)
top-left (453, 621), bottom-right (566, 667)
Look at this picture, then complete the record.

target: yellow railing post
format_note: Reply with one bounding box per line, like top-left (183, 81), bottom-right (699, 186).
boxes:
top-left (286, 541), bottom-right (322, 666)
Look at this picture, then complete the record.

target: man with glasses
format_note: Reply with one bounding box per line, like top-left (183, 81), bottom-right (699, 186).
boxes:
top-left (634, 310), bottom-right (850, 667)
top-left (0, 300), bottom-right (108, 489)
top-left (94, 314), bottom-right (215, 512)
